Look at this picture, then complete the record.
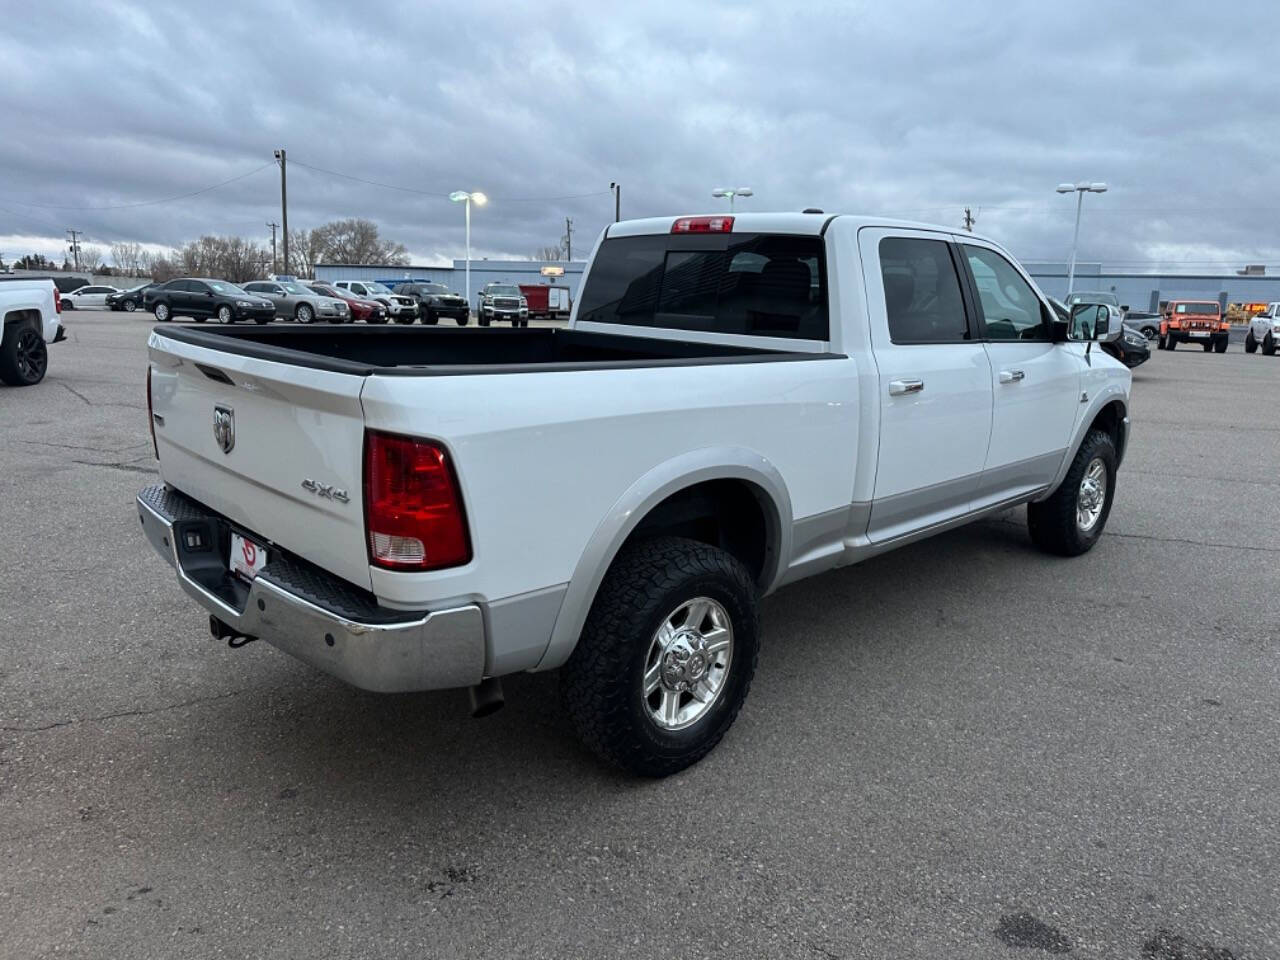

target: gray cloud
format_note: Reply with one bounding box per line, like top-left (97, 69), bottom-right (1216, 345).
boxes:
top-left (2, 0), bottom-right (1277, 271)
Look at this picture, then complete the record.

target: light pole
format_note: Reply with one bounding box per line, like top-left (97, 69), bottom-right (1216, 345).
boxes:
top-left (1056, 181), bottom-right (1107, 296)
top-left (449, 190), bottom-right (487, 310)
top-left (712, 187), bottom-right (753, 212)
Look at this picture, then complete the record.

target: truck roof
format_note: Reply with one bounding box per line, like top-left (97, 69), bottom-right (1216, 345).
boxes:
top-left (606, 212), bottom-right (988, 240)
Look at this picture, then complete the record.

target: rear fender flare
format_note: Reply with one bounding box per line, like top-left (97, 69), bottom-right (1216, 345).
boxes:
top-left (533, 447), bottom-right (793, 671)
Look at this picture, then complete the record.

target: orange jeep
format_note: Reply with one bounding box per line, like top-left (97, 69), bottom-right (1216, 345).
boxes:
top-left (1159, 300), bottom-right (1228, 353)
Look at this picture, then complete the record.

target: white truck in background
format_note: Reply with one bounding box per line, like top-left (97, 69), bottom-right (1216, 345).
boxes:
top-left (137, 212), bottom-right (1131, 776)
top-left (0, 277), bottom-right (65, 385)
top-left (1245, 302), bottom-right (1280, 355)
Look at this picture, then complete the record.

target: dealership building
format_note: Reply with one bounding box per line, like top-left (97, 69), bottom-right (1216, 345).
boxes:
top-left (1025, 262), bottom-right (1279, 311)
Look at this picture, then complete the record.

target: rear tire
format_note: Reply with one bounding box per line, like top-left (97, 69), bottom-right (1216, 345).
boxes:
top-left (0, 322), bottom-right (48, 386)
top-left (1246, 331), bottom-right (1258, 353)
top-left (1140, 325), bottom-right (1157, 340)
top-left (1027, 429), bottom-right (1117, 557)
top-left (560, 536), bottom-right (760, 777)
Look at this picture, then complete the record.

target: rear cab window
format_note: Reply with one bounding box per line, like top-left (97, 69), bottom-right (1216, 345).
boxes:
top-left (577, 233), bottom-right (828, 340)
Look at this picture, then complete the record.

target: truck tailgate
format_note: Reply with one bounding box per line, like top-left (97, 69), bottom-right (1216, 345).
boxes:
top-left (148, 331), bottom-right (372, 591)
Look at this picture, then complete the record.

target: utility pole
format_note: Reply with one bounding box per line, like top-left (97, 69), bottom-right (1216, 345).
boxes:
top-left (66, 229), bottom-right (83, 271)
top-left (963, 207), bottom-right (976, 232)
top-left (609, 181), bottom-right (621, 222)
top-left (266, 222), bottom-right (279, 274)
top-left (563, 217), bottom-right (573, 261)
top-left (274, 149), bottom-right (288, 274)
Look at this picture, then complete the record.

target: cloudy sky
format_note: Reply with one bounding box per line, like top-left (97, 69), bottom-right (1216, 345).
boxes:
top-left (2, 0), bottom-right (1277, 272)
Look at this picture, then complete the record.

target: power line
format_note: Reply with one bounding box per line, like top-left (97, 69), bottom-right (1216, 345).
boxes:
top-left (0, 162), bottom-right (275, 211)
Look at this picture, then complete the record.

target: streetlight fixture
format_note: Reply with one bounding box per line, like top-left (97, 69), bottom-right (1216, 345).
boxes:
top-left (1056, 181), bottom-right (1107, 296)
top-left (449, 190), bottom-right (487, 310)
top-left (711, 187), bottom-right (753, 212)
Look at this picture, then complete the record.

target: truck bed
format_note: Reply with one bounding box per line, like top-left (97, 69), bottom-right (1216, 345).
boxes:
top-left (153, 325), bottom-right (832, 376)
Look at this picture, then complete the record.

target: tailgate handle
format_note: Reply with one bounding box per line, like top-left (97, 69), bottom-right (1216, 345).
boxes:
top-left (195, 363), bottom-right (235, 386)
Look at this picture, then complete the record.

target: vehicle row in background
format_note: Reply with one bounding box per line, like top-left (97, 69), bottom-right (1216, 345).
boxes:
top-left (332, 281), bottom-right (418, 323)
top-left (1245, 302), bottom-right (1280, 355)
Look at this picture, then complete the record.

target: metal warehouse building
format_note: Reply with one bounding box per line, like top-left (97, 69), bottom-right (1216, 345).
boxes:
top-left (314, 259), bottom-right (587, 306)
top-left (1026, 262), bottom-right (1279, 311)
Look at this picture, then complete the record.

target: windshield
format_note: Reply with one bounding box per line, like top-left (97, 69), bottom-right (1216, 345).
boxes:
top-left (1066, 291), bottom-right (1118, 307)
top-left (281, 282), bottom-right (312, 295)
top-left (487, 285), bottom-right (520, 296)
top-left (1175, 302), bottom-right (1218, 315)
top-left (362, 282), bottom-right (393, 295)
top-left (208, 281), bottom-right (244, 295)
top-left (420, 283), bottom-right (450, 294)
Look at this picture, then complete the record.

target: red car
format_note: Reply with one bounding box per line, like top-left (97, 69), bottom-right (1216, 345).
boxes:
top-left (308, 283), bottom-right (387, 324)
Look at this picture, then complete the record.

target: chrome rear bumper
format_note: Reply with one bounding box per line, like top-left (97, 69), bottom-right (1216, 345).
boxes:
top-left (136, 484), bottom-right (485, 692)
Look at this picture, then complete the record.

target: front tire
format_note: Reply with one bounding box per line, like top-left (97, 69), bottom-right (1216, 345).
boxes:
top-left (153, 302), bottom-right (171, 322)
top-left (1214, 336), bottom-right (1227, 354)
top-left (124, 299), bottom-right (138, 313)
top-left (1246, 331), bottom-right (1258, 353)
top-left (479, 316), bottom-right (490, 327)
top-left (1027, 429), bottom-right (1117, 557)
top-left (1264, 333), bottom-right (1277, 356)
top-left (560, 536), bottom-right (760, 777)
top-left (1202, 341), bottom-right (1213, 353)
top-left (1166, 337), bottom-right (1176, 351)
top-left (0, 323), bottom-right (47, 386)
top-left (423, 310), bottom-right (438, 326)
top-left (217, 305), bottom-right (234, 324)
top-left (296, 304), bottom-right (314, 324)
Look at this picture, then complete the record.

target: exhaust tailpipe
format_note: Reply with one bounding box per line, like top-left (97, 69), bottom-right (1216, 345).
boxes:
top-left (468, 677), bottom-right (505, 718)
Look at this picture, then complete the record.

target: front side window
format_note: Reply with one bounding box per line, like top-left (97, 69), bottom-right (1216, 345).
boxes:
top-left (878, 237), bottom-right (969, 343)
top-left (577, 233), bottom-right (828, 340)
top-left (963, 245), bottom-right (1048, 340)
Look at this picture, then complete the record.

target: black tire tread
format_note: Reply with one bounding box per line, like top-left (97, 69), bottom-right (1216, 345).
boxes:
top-left (1027, 429), bottom-right (1116, 557)
top-left (560, 536), bottom-right (758, 777)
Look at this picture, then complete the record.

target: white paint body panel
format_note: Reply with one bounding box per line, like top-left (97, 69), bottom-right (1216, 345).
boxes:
top-left (0, 279), bottom-right (63, 342)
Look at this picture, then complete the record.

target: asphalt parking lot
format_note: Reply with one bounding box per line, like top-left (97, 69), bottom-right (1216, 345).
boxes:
top-left (3, 310), bottom-right (1278, 960)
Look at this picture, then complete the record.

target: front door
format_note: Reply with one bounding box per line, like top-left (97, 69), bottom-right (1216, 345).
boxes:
top-left (858, 228), bottom-right (994, 542)
top-left (959, 241), bottom-right (1082, 506)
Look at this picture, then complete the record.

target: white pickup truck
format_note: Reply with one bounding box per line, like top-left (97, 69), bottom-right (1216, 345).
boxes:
top-left (1245, 302), bottom-right (1280, 355)
top-left (136, 213), bottom-right (1131, 775)
top-left (0, 277), bottom-right (66, 386)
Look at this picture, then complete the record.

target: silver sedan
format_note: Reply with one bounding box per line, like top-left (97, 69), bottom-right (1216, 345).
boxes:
top-left (242, 280), bottom-right (350, 323)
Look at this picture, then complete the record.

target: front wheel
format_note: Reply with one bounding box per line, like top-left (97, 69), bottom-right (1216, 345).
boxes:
top-left (560, 536), bottom-right (760, 777)
top-left (124, 300), bottom-right (138, 313)
top-left (153, 302), bottom-right (171, 322)
top-left (423, 310), bottom-right (439, 326)
top-left (1246, 331), bottom-right (1258, 353)
top-left (479, 316), bottom-right (490, 327)
top-left (217, 305), bottom-right (234, 324)
top-left (1214, 336), bottom-right (1227, 354)
top-left (1202, 341), bottom-right (1213, 353)
top-left (455, 315), bottom-right (468, 326)
top-left (1264, 333), bottom-right (1277, 357)
top-left (1166, 337), bottom-right (1176, 351)
top-left (0, 324), bottom-right (48, 386)
top-left (1027, 429), bottom-right (1117, 557)
top-left (296, 304), bottom-right (314, 324)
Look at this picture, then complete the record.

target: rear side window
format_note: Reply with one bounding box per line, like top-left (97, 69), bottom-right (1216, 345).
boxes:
top-left (577, 233), bottom-right (828, 340)
top-left (878, 237), bottom-right (970, 343)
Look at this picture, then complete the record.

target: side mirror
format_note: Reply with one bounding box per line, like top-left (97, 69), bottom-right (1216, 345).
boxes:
top-left (1068, 303), bottom-right (1110, 341)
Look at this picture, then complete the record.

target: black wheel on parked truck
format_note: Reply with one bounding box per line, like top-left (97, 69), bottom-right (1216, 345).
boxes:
top-left (560, 536), bottom-right (759, 778)
top-left (1027, 429), bottom-right (1117, 557)
top-left (0, 321), bottom-right (47, 386)
top-left (479, 316), bottom-right (490, 327)
top-left (423, 309), bottom-right (438, 325)
top-left (1202, 341), bottom-right (1212, 352)
top-left (1264, 333), bottom-right (1277, 356)
top-left (1166, 336), bottom-right (1176, 351)
top-left (1214, 336), bottom-right (1227, 354)
top-left (1246, 331), bottom-right (1258, 353)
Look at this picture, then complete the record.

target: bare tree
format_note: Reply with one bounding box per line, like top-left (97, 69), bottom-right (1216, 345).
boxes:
top-left (533, 243), bottom-right (565, 261)
top-left (288, 227), bottom-right (325, 278)
top-left (110, 241), bottom-right (145, 277)
top-left (174, 235), bottom-right (268, 283)
top-left (314, 218), bottom-right (409, 266)
top-left (78, 244), bottom-right (105, 273)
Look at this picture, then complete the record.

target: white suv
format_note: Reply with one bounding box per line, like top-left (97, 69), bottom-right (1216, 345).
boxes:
top-left (1245, 302), bottom-right (1280, 356)
top-left (333, 281), bottom-right (419, 323)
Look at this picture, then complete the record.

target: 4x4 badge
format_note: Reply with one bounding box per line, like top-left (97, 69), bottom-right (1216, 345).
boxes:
top-left (213, 404), bottom-right (234, 454)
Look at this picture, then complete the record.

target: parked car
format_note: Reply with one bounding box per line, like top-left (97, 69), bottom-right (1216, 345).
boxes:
top-left (477, 283), bottom-right (529, 326)
top-left (1050, 297), bottom-right (1145, 367)
top-left (106, 283), bottom-right (158, 313)
top-left (1245, 301), bottom-right (1280, 355)
top-left (392, 282), bottom-right (470, 326)
top-left (1122, 311), bottom-right (1161, 340)
top-left (137, 212), bottom-right (1131, 776)
top-left (1065, 291), bottom-right (1123, 316)
top-left (333, 281), bottom-right (418, 323)
top-left (308, 282), bottom-right (387, 324)
top-left (242, 280), bottom-right (350, 324)
top-left (0, 277), bottom-right (65, 385)
top-left (143, 278), bottom-right (275, 324)
top-left (1158, 300), bottom-right (1228, 353)
top-left (60, 284), bottom-right (120, 309)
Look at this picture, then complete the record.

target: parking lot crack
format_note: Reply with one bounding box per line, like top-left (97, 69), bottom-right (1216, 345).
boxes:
top-left (59, 381), bottom-right (92, 405)
top-left (2, 690), bottom-right (247, 733)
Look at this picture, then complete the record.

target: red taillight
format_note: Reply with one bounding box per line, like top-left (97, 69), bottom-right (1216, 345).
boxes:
top-left (146, 366), bottom-right (158, 459)
top-left (672, 215), bottom-right (734, 234)
top-left (363, 430), bottom-right (471, 571)
top-left (53, 282), bottom-right (62, 314)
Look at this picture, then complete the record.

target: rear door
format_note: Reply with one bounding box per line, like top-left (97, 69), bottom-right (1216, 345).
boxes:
top-left (959, 241), bottom-right (1081, 505)
top-left (149, 334), bottom-right (372, 589)
top-left (858, 227), bottom-right (993, 542)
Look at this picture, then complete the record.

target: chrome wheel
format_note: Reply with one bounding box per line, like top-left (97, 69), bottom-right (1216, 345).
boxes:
top-left (154, 302), bottom-right (170, 322)
top-left (643, 597), bottom-right (733, 731)
top-left (1077, 458), bottom-right (1107, 533)
top-left (124, 299), bottom-right (137, 312)
top-left (217, 305), bottom-right (233, 324)
top-left (297, 304), bottom-right (313, 323)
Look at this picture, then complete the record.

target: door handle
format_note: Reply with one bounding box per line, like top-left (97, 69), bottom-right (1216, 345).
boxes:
top-left (999, 369), bottom-right (1025, 384)
top-left (888, 378), bottom-right (924, 396)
